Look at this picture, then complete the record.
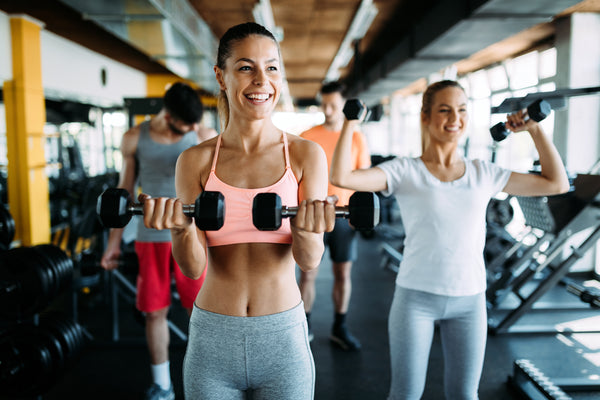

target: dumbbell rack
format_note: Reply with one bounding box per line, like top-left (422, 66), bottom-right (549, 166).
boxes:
top-left (0, 241), bottom-right (85, 398)
top-left (487, 174), bottom-right (600, 334)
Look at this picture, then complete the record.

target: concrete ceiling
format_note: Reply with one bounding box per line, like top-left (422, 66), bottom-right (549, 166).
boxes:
top-left (0, 0), bottom-right (598, 107)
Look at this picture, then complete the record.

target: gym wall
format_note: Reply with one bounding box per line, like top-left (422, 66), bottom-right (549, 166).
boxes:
top-left (0, 9), bottom-right (147, 106)
top-left (41, 31), bottom-right (146, 106)
top-left (0, 11), bottom-right (11, 82)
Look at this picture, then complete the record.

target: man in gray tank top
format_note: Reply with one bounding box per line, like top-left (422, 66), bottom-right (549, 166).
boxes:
top-left (101, 82), bottom-right (216, 400)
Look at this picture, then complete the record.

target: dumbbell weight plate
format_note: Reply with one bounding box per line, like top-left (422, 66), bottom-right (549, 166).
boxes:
top-left (0, 324), bottom-right (56, 397)
top-left (252, 192), bottom-right (283, 231)
top-left (343, 99), bottom-right (367, 121)
top-left (348, 192), bottom-right (381, 231)
top-left (527, 99), bottom-right (551, 122)
top-left (0, 248), bottom-right (52, 319)
top-left (0, 245), bottom-right (73, 320)
top-left (97, 188), bottom-right (133, 228)
top-left (40, 312), bottom-right (84, 371)
top-left (195, 191), bottom-right (226, 230)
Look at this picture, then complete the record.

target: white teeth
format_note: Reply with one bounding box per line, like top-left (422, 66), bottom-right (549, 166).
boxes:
top-left (246, 93), bottom-right (270, 100)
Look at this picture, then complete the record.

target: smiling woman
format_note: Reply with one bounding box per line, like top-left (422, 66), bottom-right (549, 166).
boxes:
top-left (329, 79), bottom-right (569, 399)
top-left (139, 22), bottom-right (337, 400)
top-left (213, 22), bottom-right (283, 132)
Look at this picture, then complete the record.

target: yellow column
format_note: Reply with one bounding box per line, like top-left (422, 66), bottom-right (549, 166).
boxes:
top-left (3, 15), bottom-right (50, 246)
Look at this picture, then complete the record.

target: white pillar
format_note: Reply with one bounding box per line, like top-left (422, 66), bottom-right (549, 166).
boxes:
top-left (554, 12), bottom-right (600, 275)
top-left (554, 12), bottom-right (600, 174)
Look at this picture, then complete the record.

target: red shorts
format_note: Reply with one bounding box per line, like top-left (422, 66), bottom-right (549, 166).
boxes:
top-left (134, 241), bottom-right (206, 313)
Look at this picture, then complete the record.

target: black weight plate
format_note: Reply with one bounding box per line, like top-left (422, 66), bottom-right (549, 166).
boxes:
top-left (0, 203), bottom-right (15, 249)
top-left (0, 248), bottom-right (51, 319)
top-left (0, 324), bottom-right (55, 397)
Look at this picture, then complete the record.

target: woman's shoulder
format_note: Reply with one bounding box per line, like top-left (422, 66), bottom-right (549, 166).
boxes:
top-left (465, 158), bottom-right (512, 182)
top-left (287, 133), bottom-right (324, 156)
top-left (466, 158), bottom-right (506, 171)
top-left (376, 155), bottom-right (417, 168)
top-left (287, 133), bottom-right (327, 175)
top-left (179, 135), bottom-right (218, 165)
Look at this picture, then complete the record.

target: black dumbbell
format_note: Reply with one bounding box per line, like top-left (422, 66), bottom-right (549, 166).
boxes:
top-left (490, 99), bottom-right (551, 141)
top-left (252, 191), bottom-right (380, 231)
top-left (96, 188), bottom-right (225, 230)
top-left (343, 98), bottom-right (370, 121)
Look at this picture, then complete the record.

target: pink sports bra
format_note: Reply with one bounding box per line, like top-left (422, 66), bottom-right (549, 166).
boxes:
top-left (204, 133), bottom-right (299, 247)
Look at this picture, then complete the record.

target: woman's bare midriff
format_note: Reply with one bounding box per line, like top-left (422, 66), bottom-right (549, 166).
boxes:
top-left (193, 242), bottom-right (301, 316)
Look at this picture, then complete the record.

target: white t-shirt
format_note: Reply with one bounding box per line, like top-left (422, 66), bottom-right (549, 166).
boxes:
top-left (377, 157), bottom-right (512, 296)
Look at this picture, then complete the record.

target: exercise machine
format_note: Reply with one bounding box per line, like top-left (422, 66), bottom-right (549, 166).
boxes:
top-left (486, 173), bottom-right (600, 334)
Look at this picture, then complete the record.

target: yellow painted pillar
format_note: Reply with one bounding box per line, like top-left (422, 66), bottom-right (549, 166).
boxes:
top-left (3, 15), bottom-right (50, 246)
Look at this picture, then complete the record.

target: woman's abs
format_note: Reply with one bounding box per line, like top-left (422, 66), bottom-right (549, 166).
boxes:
top-left (194, 243), bottom-right (300, 316)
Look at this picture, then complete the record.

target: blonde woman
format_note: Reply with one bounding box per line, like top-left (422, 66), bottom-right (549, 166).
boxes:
top-left (330, 80), bottom-right (569, 399)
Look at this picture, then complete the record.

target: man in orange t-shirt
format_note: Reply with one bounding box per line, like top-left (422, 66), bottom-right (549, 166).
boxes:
top-left (299, 81), bottom-right (371, 351)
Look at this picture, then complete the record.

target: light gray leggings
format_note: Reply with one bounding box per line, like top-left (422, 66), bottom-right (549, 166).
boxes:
top-left (387, 286), bottom-right (487, 400)
top-left (183, 302), bottom-right (315, 400)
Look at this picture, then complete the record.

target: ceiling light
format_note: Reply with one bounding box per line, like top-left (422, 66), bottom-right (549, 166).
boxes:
top-left (325, 0), bottom-right (378, 82)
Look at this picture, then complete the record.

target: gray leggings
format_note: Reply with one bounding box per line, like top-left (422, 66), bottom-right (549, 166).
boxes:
top-left (387, 286), bottom-right (487, 400)
top-left (183, 302), bottom-right (315, 400)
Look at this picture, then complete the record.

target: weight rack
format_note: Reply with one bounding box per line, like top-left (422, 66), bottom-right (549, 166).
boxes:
top-left (487, 174), bottom-right (600, 334)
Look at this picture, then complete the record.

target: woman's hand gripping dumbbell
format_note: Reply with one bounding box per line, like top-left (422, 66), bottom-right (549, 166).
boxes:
top-left (96, 188), bottom-right (225, 231)
top-left (490, 98), bottom-right (551, 141)
top-left (252, 191), bottom-right (380, 231)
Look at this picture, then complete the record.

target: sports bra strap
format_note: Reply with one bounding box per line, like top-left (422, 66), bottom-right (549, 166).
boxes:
top-left (210, 134), bottom-right (222, 173)
top-left (282, 132), bottom-right (291, 169)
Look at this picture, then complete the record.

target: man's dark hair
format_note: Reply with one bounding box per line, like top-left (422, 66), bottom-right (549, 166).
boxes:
top-left (163, 82), bottom-right (203, 124)
top-left (320, 81), bottom-right (346, 96)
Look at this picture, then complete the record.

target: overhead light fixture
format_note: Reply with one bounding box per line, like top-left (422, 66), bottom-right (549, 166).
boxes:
top-left (253, 0), bottom-right (293, 111)
top-left (253, 0), bottom-right (284, 42)
top-left (149, 0), bottom-right (218, 74)
top-left (325, 0), bottom-right (378, 82)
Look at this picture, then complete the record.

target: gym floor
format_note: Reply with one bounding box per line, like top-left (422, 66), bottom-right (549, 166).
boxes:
top-left (10, 222), bottom-right (600, 400)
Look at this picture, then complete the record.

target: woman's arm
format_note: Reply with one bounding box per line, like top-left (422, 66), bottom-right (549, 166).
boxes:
top-left (172, 148), bottom-right (208, 279)
top-left (290, 139), bottom-right (333, 272)
top-left (330, 118), bottom-right (388, 193)
top-left (502, 112), bottom-right (570, 196)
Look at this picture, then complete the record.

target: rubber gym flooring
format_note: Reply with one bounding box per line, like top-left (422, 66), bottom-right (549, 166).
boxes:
top-left (8, 222), bottom-right (600, 400)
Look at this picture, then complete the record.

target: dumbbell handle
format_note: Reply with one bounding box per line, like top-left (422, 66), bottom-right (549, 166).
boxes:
top-left (127, 203), bottom-right (195, 216)
top-left (280, 206), bottom-right (350, 219)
